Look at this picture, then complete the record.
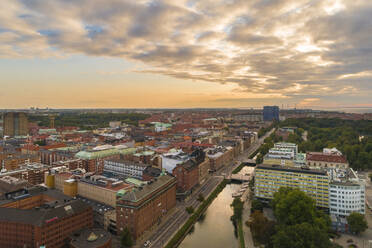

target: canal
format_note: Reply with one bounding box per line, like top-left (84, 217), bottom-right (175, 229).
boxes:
top-left (178, 166), bottom-right (253, 248)
top-left (178, 183), bottom-right (241, 248)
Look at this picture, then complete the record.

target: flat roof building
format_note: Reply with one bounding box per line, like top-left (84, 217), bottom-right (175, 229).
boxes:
top-left (255, 164), bottom-right (329, 208)
top-left (263, 106), bottom-right (279, 122)
top-left (0, 186), bottom-right (94, 248)
top-left (116, 174), bottom-right (177, 239)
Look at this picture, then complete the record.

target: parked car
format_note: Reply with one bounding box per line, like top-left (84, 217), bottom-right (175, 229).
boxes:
top-left (144, 240), bottom-right (151, 247)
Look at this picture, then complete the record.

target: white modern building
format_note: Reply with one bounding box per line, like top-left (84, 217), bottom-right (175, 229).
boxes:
top-left (104, 159), bottom-right (147, 179)
top-left (273, 142), bottom-right (298, 155)
top-left (266, 148), bottom-right (295, 160)
top-left (329, 168), bottom-right (365, 217)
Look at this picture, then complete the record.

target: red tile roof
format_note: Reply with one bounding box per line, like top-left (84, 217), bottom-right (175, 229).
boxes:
top-left (306, 152), bottom-right (348, 163)
top-left (41, 143), bottom-right (67, 150)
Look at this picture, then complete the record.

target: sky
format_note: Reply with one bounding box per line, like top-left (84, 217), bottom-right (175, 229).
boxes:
top-left (0, 0), bottom-right (372, 109)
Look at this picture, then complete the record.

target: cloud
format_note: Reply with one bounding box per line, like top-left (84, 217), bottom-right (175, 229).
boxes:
top-left (1, 0), bottom-right (372, 105)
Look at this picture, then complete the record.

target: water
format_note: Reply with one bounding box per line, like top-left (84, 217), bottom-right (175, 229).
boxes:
top-left (178, 183), bottom-right (240, 248)
top-left (322, 108), bottom-right (372, 114)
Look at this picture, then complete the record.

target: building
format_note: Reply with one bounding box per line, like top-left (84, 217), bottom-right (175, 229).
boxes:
top-left (69, 228), bottom-right (112, 248)
top-left (234, 114), bottom-right (263, 122)
top-left (116, 174), bottom-right (177, 239)
top-left (0, 162), bottom-right (50, 186)
top-left (78, 175), bottom-right (132, 207)
top-left (161, 149), bottom-right (190, 173)
top-left (0, 186), bottom-right (93, 248)
top-left (198, 157), bottom-right (210, 184)
top-left (307, 149), bottom-right (349, 169)
top-left (0, 152), bottom-right (40, 171)
top-left (142, 166), bottom-right (162, 181)
top-left (329, 168), bottom-right (365, 218)
top-left (263, 106), bottom-right (279, 121)
top-left (263, 142), bottom-right (305, 167)
top-left (254, 164), bottom-right (329, 208)
top-left (109, 121), bottom-right (121, 129)
top-left (172, 159), bottom-right (199, 193)
top-left (0, 176), bottom-right (27, 195)
top-left (104, 159), bottom-right (147, 179)
top-left (3, 112), bottom-right (29, 137)
top-left (206, 146), bottom-right (233, 171)
top-left (75, 146), bottom-right (137, 174)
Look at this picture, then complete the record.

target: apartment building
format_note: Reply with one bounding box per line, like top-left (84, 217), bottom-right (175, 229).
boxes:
top-left (254, 164), bottom-right (329, 208)
top-left (329, 168), bottom-right (365, 217)
top-left (3, 112), bottom-right (28, 137)
top-left (172, 159), bottom-right (199, 193)
top-left (116, 174), bottom-right (177, 239)
top-left (274, 142), bottom-right (298, 155)
top-left (206, 146), bottom-right (233, 171)
top-left (104, 159), bottom-right (147, 179)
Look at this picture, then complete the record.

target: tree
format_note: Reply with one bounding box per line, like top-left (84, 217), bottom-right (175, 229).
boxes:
top-left (197, 193), bottom-right (205, 202)
top-left (347, 212), bottom-right (368, 235)
top-left (230, 198), bottom-right (244, 226)
top-left (121, 227), bottom-right (133, 248)
top-left (249, 210), bottom-right (275, 246)
top-left (256, 154), bottom-right (264, 164)
top-left (272, 188), bottom-right (318, 226)
top-left (272, 222), bottom-right (331, 248)
top-left (271, 187), bottom-right (331, 248)
top-left (186, 206), bottom-right (194, 214)
top-left (251, 199), bottom-right (264, 212)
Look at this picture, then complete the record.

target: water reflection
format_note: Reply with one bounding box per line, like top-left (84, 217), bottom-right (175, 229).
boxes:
top-left (178, 183), bottom-right (240, 248)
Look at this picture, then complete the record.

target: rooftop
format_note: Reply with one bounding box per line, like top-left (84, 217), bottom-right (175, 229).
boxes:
top-left (70, 228), bottom-right (111, 248)
top-left (257, 164), bottom-right (328, 176)
top-left (118, 174), bottom-right (175, 203)
top-left (306, 152), bottom-right (348, 163)
top-left (0, 199), bottom-right (90, 227)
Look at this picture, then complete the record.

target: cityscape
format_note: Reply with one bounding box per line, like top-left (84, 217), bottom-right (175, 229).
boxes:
top-left (0, 108), bottom-right (371, 248)
top-left (1, 1), bottom-right (372, 248)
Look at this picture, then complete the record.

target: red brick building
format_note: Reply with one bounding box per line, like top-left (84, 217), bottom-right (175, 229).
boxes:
top-left (206, 146), bottom-right (234, 171)
top-left (0, 187), bottom-right (93, 248)
top-left (172, 160), bottom-right (199, 193)
top-left (116, 175), bottom-right (176, 239)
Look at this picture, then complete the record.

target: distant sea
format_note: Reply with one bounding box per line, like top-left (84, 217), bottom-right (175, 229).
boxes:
top-left (322, 108), bottom-right (372, 114)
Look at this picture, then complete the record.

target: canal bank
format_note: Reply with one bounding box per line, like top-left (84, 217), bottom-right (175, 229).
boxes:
top-left (178, 183), bottom-right (241, 248)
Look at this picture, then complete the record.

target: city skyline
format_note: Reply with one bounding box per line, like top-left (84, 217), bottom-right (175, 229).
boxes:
top-left (1, 0), bottom-right (372, 109)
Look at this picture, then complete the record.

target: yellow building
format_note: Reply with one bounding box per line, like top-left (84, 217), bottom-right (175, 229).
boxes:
top-left (254, 164), bottom-right (329, 208)
top-left (63, 179), bottom-right (78, 197)
top-left (77, 178), bottom-right (131, 207)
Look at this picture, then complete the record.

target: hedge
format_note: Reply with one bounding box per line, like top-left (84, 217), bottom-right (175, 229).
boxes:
top-left (232, 163), bottom-right (245, 174)
top-left (238, 218), bottom-right (245, 248)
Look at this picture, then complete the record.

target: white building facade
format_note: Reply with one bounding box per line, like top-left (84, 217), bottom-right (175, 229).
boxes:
top-left (104, 159), bottom-right (147, 179)
top-left (329, 181), bottom-right (365, 217)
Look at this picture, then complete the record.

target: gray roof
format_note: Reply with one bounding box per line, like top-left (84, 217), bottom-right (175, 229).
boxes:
top-left (70, 228), bottom-right (111, 248)
top-left (0, 200), bottom-right (91, 227)
top-left (257, 164), bottom-right (327, 176)
top-left (118, 174), bottom-right (175, 203)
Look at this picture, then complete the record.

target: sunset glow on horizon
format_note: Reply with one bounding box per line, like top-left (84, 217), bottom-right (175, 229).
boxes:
top-left (1, 0), bottom-right (372, 109)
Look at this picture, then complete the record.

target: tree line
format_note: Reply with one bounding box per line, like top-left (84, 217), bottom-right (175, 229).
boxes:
top-left (279, 118), bottom-right (372, 170)
top-left (29, 112), bottom-right (150, 129)
top-left (249, 187), bottom-right (367, 248)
